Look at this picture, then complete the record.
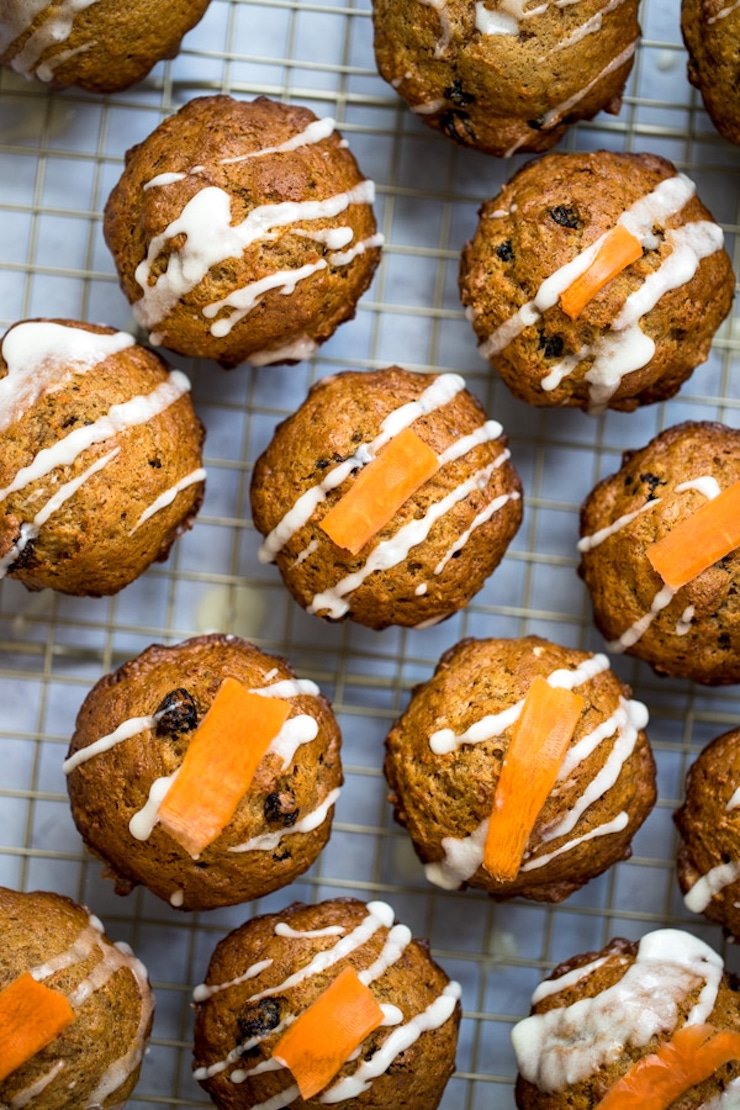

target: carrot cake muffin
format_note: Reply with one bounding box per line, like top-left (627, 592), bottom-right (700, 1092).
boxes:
top-left (675, 728), bottom-right (740, 939)
top-left (682, 0), bottom-right (740, 146)
top-left (251, 367), bottom-right (522, 630)
top-left (104, 95), bottom-right (383, 368)
top-left (513, 929), bottom-right (740, 1107)
top-left (0, 318), bottom-right (204, 597)
top-left (0, 0), bottom-right (210, 92)
top-left (385, 636), bottom-right (655, 901)
top-left (579, 422), bottom-right (740, 685)
top-left (372, 0), bottom-right (639, 157)
top-left (460, 151), bottom-right (734, 412)
top-left (0, 887), bottom-right (154, 1109)
top-left (65, 634), bottom-right (342, 911)
top-left (192, 898), bottom-right (461, 1108)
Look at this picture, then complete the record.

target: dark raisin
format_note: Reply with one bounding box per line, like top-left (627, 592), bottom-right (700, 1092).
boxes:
top-left (148, 457), bottom-right (162, 469)
top-left (316, 458), bottom-right (330, 470)
top-left (8, 538), bottom-right (36, 572)
top-left (443, 78), bottom-right (475, 106)
top-left (237, 999), bottom-right (282, 1044)
top-left (549, 205), bottom-right (582, 230)
top-left (264, 791), bottom-right (299, 827)
top-left (155, 688), bottom-right (198, 737)
top-left (495, 239), bottom-right (514, 262)
top-left (61, 414), bottom-right (77, 429)
top-left (538, 333), bottom-right (564, 359)
top-left (352, 431), bottom-right (363, 443)
top-left (438, 110), bottom-right (477, 145)
top-left (718, 632), bottom-right (731, 649)
top-left (625, 475), bottom-right (634, 486)
top-left (722, 851), bottom-right (732, 864)
top-left (639, 472), bottom-right (667, 501)
top-left (272, 848), bottom-right (292, 861)
top-left (719, 555), bottom-right (734, 570)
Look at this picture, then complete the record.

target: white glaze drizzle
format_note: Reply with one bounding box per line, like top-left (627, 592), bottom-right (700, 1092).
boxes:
top-left (429, 652), bottom-right (609, 755)
top-left (0, 371), bottom-right (191, 505)
top-left (708, 0), bottom-right (740, 21)
top-left (520, 811), bottom-right (629, 871)
top-left (143, 118), bottom-right (337, 189)
top-left (309, 451), bottom-right (511, 619)
top-left (512, 929), bottom-right (724, 1093)
top-left (418, 0), bottom-right (452, 56)
top-left (577, 499), bottom-right (658, 552)
top-left (548, 0), bottom-right (628, 52)
top-left (479, 173), bottom-right (696, 360)
top-left (290, 538), bottom-right (319, 568)
top-left (410, 98), bottom-right (446, 115)
top-left (194, 917), bottom-right (412, 1083)
top-left (699, 1078), bottom-right (740, 1108)
top-left (727, 788), bottom-right (740, 812)
top-left (274, 923), bottom-right (346, 939)
top-left (8, 1061), bottom-right (65, 1109)
top-left (258, 373), bottom-right (466, 563)
top-left (169, 889), bottom-right (184, 908)
top-left (0, 321), bottom-right (133, 433)
top-left (294, 226), bottom-right (354, 249)
top-left (129, 467), bottom-right (206, 534)
top-left (133, 180), bottom-right (376, 334)
top-left (227, 786), bottom-right (341, 853)
top-left (246, 335), bottom-right (318, 368)
top-left (193, 958), bottom-right (273, 1002)
top-left (434, 490), bottom-right (520, 575)
top-left (684, 862), bottom-right (740, 913)
top-left (35, 40), bottom-right (90, 80)
top-left (540, 39), bottom-right (636, 129)
top-left (327, 232), bottom-right (385, 268)
top-left (675, 605), bottom-right (695, 636)
top-left (7, 0), bottom-right (101, 81)
top-left (204, 261), bottom-right (326, 339)
top-left (676, 475), bottom-right (722, 499)
top-left (0, 1), bottom-right (51, 53)
top-left (30, 917), bottom-right (104, 980)
top-left (128, 771), bottom-right (179, 841)
top-left (531, 956), bottom-right (609, 1004)
top-left (475, 0), bottom-right (547, 35)
top-left (0, 447), bottom-right (120, 581)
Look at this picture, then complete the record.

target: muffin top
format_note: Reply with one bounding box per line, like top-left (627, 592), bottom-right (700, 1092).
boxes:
top-left (104, 95), bottom-right (382, 366)
top-left (0, 317), bottom-right (203, 597)
top-left (682, 0), bottom-right (740, 146)
top-left (65, 634), bottom-right (342, 910)
top-left (193, 898), bottom-right (461, 1107)
top-left (251, 367), bottom-right (522, 629)
top-left (460, 151), bottom-right (733, 412)
top-left (579, 421), bottom-right (740, 684)
top-left (385, 636), bottom-right (655, 901)
top-left (514, 929), bottom-right (739, 1107)
top-left (0, 887), bottom-right (154, 1109)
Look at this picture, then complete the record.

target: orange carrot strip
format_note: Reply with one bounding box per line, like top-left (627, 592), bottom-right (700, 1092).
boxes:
top-left (646, 479), bottom-right (740, 590)
top-left (483, 677), bottom-right (584, 882)
top-left (320, 427), bottom-right (439, 555)
top-left (273, 966), bottom-right (385, 1099)
top-left (158, 677), bottom-right (291, 858)
top-left (0, 972), bottom-right (75, 1082)
top-left (597, 1023), bottom-right (740, 1109)
top-left (560, 225), bottom-right (643, 320)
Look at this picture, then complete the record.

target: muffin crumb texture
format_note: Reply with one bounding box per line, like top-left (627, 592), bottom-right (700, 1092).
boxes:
top-left (682, 0), bottom-right (740, 145)
top-left (104, 95), bottom-right (382, 367)
top-left (384, 636), bottom-right (656, 901)
top-left (372, 0), bottom-right (639, 155)
top-left (460, 151), bottom-right (734, 412)
top-left (65, 634), bottom-right (343, 910)
top-left (579, 421), bottom-right (740, 684)
top-left (0, 887), bottom-right (154, 1109)
top-left (192, 898), bottom-right (461, 1108)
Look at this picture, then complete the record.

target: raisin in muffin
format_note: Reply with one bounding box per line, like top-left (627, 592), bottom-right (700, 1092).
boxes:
top-left (65, 634), bottom-right (342, 911)
top-left (675, 728), bottom-right (740, 939)
top-left (0, 318), bottom-right (204, 597)
top-left (579, 422), bottom-right (740, 685)
top-left (385, 636), bottom-right (655, 901)
top-left (682, 0), bottom-right (740, 146)
top-left (373, 0), bottom-right (639, 157)
top-left (251, 367), bottom-right (522, 630)
top-left (192, 898), bottom-right (461, 1108)
top-left (0, 887), bottom-right (153, 1109)
top-left (513, 929), bottom-right (739, 1107)
top-left (460, 151), bottom-right (734, 413)
top-left (0, 0), bottom-right (210, 92)
top-left (104, 95), bottom-right (382, 368)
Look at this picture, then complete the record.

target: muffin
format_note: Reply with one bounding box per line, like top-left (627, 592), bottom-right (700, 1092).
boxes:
top-left (372, 0), bottom-right (639, 157)
top-left (65, 634), bottom-right (342, 911)
top-left (0, 0), bottom-right (210, 92)
top-left (579, 422), bottom-right (740, 685)
top-left (682, 0), bottom-right (740, 146)
top-left (513, 929), bottom-right (739, 1107)
top-left (675, 728), bottom-right (740, 938)
top-left (384, 636), bottom-right (655, 901)
top-left (251, 367), bottom-right (522, 630)
top-left (104, 95), bottom-right (382, 368)
top-left (192, 897), bottom-right (461, 1107)
top-left (0, 887), bottom-right (154, 1109)
top-left (460, 151), bottom-right (734, 413)
top-left (0, 318), bottom-right (204, 597)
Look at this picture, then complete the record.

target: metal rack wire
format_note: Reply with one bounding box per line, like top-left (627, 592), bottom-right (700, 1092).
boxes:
top-left (0, 0), bottom-right (739, 1105)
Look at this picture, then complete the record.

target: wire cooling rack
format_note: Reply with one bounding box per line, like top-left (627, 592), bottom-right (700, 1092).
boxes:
top-left (0, 0), bottom-right (739, 1105)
